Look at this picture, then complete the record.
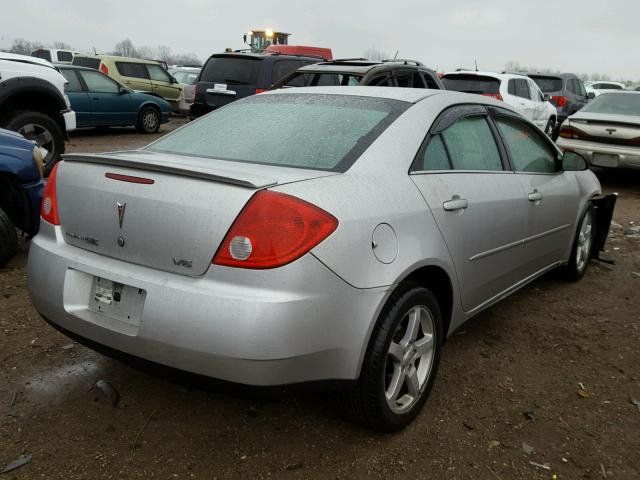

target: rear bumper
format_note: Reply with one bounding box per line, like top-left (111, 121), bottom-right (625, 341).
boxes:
top-left (556, 137), bottom-right (640, 169)
top-left (27, 223), bottom-right (387, 386)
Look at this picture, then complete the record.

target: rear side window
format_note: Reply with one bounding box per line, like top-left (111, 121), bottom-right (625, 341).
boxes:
top-left (531, 76), bottom-right (563, 93)
top-left (116, 62), bottom-right (149, 79)
top-left (57, 51), bottom-right (73, 63)
top-left (495, 116), bottom-right (556, 173)
top-left (31, 50), bottom-right (52, 62)
top-left (72, 56), bottom-right (101, 70)
top-left (147, 94), bottom-right (409, 172)
top-left (442, 74), bottom-right (500, 94)
top-left (60, 69), bottom-right (83, 91)
top-left (441, 116), bottom-right (503, 171)
top-left (201, 57), bottom-right (261, 85)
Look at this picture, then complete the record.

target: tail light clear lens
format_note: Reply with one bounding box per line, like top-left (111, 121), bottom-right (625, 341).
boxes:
top-left (41, 162), bottom-right (61, 225)
top-left (213, 190), bottom-right (338, 269)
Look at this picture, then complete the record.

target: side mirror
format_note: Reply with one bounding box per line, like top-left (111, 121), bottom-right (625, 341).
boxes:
top-left (587, 92), bottom-right (596, 100)
top-left (171, 76), bottom-right (179, 84)
top-left (119, 87), bottom-right (129, 94)
top-left (562, 150), bottom-right (589, 171)
top-left (542, 93), bottom-right (551, 102)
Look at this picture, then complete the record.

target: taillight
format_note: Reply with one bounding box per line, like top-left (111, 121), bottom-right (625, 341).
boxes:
top-left (41, 162), bottom-right (61, 225)
top-left (255, 88), bottom-right (267, 94)
top-left (100, 63), bottom-right (109, 75)
top-left (559, 124), bottom-right (588, 140)
top-left (481, 93), bottom-right (503, 101)
top-left (213, 190), bottom-right (338, 269)
top-left (551, 95), bottom-right (569, 107)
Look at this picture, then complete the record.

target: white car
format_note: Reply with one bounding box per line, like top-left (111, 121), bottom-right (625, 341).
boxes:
top-left (442, 71), bottom-right (557, 135)
top-left (31, 48), bottom-right (82, 64)
top-left (585, 81), bottom-right (626, 98)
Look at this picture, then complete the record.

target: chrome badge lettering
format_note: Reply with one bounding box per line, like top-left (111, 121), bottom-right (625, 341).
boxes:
top-left (172, 258), bottom-right (193, 268)
top-left (65, 231), bottom-right (99, 246)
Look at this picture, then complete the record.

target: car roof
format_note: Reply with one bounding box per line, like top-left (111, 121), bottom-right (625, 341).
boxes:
top-left (528, 73), bottom-right (579, 79)
top-left (209, 52), bottom-right (324, 62)
top-left (263, 85), bottom-right (446, 103)
top-left (443, 70), bottom-right (530, 80)
top-left (296, 60), bottom-right (431, 75)
top-left (0, 51), bottom-right (54, 69)
top-left (75, 54), bottom-right (161, 65)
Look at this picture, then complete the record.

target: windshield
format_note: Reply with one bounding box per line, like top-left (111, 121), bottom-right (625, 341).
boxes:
top-left (530, 76), bottom-right (563, 93)
top-left (581, 93), bottom-right (640, 116)
top-left (171, 70), bottom-right (200, 85)
top-left (442, 74), bottom-right (500, 94)
top-left (147, 93), bottom-right (408, 172)
top-left (200, 57), bottom-right (261, 85)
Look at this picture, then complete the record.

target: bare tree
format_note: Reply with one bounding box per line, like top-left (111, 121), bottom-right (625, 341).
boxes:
top-left (362, 48), bottom-right (389, 61)
top-left (9, 38), bottom-right (35, 55)
top-left (52, 41), bottom-right (72, 50)
top-left (136, 46), bottom-right (157, 60)
top-left (156, 45), bottom-right (172, 62)
top-left (114, 38), bottom-right (136, 57)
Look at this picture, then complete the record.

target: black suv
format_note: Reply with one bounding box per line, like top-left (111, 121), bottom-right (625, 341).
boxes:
top-left (529, 73), bottom-right (590, 133)
top-left (190, 52), bottom-right (323, 118)
top-left (271, 59), bottom-right (444, 90)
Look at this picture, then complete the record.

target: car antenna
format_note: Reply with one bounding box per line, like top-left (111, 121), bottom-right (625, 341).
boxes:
top-left (92, 46), bottom-right (97, 55)
top-left (393, 50), bottom-right (399, 60)
top-left (474, 59), bottom-right (479, 71)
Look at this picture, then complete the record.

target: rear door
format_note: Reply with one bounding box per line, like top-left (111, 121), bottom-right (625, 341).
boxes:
top-left (529, 80), bottom-right (549, 128)
top-left (77, 70), bottom-right (134, 126)
top-left (196, 56), bottom-right (263, 110)
top-left (60, 69), bottom-right (92, 127)
top-left (410, 105), bottom-right (529, 312)
top-left (512, 79), bottom-right (535, 121)
top-left (115, 62), bottom-right (153, 92)
top-left (492, 110), bottom-right (579, 273)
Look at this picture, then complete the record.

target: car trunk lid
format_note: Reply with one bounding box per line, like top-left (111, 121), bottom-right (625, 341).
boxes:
top-left (567, 112), bottom-right (640, 146)
top-left (56, 151), bottom-right (336, 276)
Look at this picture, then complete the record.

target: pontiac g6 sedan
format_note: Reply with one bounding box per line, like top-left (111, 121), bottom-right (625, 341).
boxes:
top-left (28, 87), bottom-right (615, 431)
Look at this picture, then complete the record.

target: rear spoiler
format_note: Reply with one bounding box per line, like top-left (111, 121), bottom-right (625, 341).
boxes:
top-left (62, 153), bottom-right (277, 189)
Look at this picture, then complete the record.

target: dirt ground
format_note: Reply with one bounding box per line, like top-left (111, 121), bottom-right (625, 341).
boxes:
top-left (1, 119), bottom-right (639, 479)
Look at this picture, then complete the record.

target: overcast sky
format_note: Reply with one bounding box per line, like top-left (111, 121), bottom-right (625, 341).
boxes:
top-left (2, 0), bottom-right (638, 80)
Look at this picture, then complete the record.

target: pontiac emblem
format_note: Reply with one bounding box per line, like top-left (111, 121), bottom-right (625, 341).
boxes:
top-left (116, 202), bottom-right (126, 228)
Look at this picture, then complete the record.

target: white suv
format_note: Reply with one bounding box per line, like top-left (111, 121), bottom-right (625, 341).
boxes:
top-left (442, 71), bottom-right (557, 135)
top-left (0, 52), bottom-right (76, 175)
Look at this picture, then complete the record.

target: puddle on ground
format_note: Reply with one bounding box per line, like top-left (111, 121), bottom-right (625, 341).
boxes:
top-left (23, 356), bottom-right (108, 396)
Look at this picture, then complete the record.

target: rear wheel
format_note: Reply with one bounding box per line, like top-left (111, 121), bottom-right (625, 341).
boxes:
top-left (3, 110), bottom-right (64, 176)
top-left (136, 106), bottom-right (160, 133)
top-left (564, 205), bottom-right (594, 281)
top-left (0, 207), bottom-right (18, 268)
top-left (347, 284), bottom-right (443, 432)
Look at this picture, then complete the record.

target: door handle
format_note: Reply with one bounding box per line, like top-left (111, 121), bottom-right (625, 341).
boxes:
top-left (528, 190), bottom-right (543, 202)
top-left (443, 197), bottom-right (468, 211)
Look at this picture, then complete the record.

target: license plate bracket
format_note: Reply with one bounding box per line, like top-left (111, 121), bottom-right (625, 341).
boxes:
top-left (89, 276), bottom-right (146, 327)
top-left (592, 153), bottom-right (619, 168)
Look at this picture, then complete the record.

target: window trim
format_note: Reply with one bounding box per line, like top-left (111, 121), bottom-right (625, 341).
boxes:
top-left (488, 107), bottom-right (563, 175)
top-left (410, 103), bottom-right (510, 174)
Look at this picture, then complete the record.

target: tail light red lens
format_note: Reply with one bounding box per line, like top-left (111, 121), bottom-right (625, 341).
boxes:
top-left (255, 88), bottom-right (267, 94)
top-left (551, 95), bottom-right (569, 107)
top-left (559, 124), bottom-right (588, 140)
top-left (41, 162), bottom-right (61, 225)
top-left (99, 63), bottom-right (109, 75)
top-left (481, 93), bottom-right (503, 101)
top-left (213, 190), bottom-right (338, 269)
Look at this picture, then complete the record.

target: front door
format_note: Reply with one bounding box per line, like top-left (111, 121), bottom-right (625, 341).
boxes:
top-left (492, 110), bottom-right (580, 274)
top-left (77, 70), bottom-right (134, 126)
top-left (146, 64), bottom-right (182, 105)
top-left (410, 105), bottom-right (529, 312)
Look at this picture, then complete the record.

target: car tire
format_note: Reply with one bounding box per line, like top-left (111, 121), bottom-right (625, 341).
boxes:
top-left (0, 207), bottom-right (18, 268)
top-left (3, 110), bottom-right (65, 177)
top-left (564, 204), bottom-right (595, 281)
top-left (136, 106), bottom-right (160, 134)
top-left (544, 117), bottom-right (555, 137)
top-left (346, 284), bottom-right (443, 432)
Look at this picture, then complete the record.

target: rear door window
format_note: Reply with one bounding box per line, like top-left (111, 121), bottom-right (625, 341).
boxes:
top-left (441, 116), bottom-right (503, 171)
top-left (116, 62), bottom-right (149, 79)
top-left (442, 74), bottom-right (500, 94)
top-left (514, 79), bottom-right (531, 99)
top-left (393, 71), bottom-right (427, 88)
top-left (419, 135), bottom-right (451, 170)
top-left (495, 115), bottom-right (557, 173)
top-left (60, 69), bottom-right (83, 91)
top-left (200, 56), bottom-right (261, 85)
top-left (368, 73), bottom-right (393, 86)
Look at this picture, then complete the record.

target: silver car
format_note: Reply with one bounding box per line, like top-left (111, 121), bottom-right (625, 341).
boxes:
top-left (168, 66), bottom-right (201, 115)
top-left (28, 87), bottom-right (616, 431)
top-left (557, 91), bottom-right (640, 170)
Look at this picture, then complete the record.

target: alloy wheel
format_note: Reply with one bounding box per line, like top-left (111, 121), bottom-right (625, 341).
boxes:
top-left (384, 305), bottom-right (436, 414)
top-left (143, 110), bottom-right (159, 131)
top-left (575, 210), bottom-right (593, 272)
top-left (18, 123), bottom-right (55, 169)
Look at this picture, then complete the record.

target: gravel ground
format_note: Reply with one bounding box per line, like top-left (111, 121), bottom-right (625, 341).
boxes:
top-left (1, 119), bottom-right (639, 479)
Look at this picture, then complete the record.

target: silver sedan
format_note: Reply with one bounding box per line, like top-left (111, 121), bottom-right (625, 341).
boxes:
top-left (28, 87), bottom-right (616, 431)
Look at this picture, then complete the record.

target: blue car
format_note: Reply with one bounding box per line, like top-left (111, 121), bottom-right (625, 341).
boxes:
top-left (0, 128), bottom-right (45, 266)
top-left (58, 65), bottom-right (172, 133)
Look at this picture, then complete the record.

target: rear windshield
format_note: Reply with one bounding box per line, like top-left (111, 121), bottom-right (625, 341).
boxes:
top-left (530, 76), bottom-right (563, 93)
top-left (442, 74), bottom-right (500, 94)
top-left (200, 57), bottom-right (262, 85)
top-left (147, 93), bottom-right (408, 172)
top-left (581, 93), bottom-right (640, 116)
top-left (72, 56), bottom-right (101, 70)
top-left (285, 72), bottom-right (362, 87)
